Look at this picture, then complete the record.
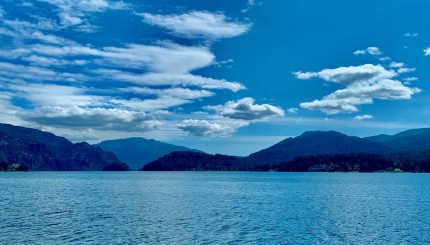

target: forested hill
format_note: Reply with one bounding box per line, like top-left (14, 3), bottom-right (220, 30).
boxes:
top-left (142, 151), bottom-right (250, 171)
top-left (141, 151), bottom-right (430, 172)
top-left (141, 129), bottom-right (430, 172)
top-left (366, 128), bottom-right (430, 151)
top-left (0, 123), bottom-right (129, 171)
top-left (247, 131), bottom-right (392, 164)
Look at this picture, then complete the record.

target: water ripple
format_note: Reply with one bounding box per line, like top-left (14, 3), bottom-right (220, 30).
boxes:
top-left (1, 172), bottom-right (430, 244)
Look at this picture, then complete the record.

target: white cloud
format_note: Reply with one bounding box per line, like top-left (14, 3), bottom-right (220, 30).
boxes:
top-left (121, 87), bottom-right (214, 100)
top-left (178, 97), bottom-right (284, 137)
top-left (0, 6), bottom-right (5, 18)
top-left (177, 119), bottom-right (247, 137)
top-left (96, 70), bottom-right (244, 92)
top-left (403, 77), bottom-right (418, 82)
top-left (140, 11), bottom-right (250, 39)
top-left (1, 41), bottom-right (244, 91)
top-left (298, 64), bottom-right (420, 114)
top-left (0, 62), bottom-right (87, 82)
top-left (205, 97), bottom-right (284, 121)
top-left (0, 3), bottom-right (255, 141)
top-left (38, 0), bottom-right (128, 30)
top-left (397, 67), bottom-right (416, 74)
top-left (2, 82), bottom-right (105, 107)
top-left (405, 32), bottom-right (418, 37)
top-left (293, 71), bottom-right (318, 80)
top-left (354, 114), bottom-right (373, 120)
top-left (22, 106), bottom-right (161, 131)
top-left (21, 42), bottom-right (214, 73)
top-left (22, 55), bottom-right (87, 67)
top-left (353, 47), bottom-right (382, 56)
top-left (287, 107), bottom-right (298, 114)
top-left (379, 56), bottom-right (391, 62)
top-left (389, 62), bottom-right (404, 68)
top-left (294, 64), bottom-right (396, 85)
top-left (0, 19), bottom-right (74, 45)
top-left (242, 0), bottom-right (262, 13)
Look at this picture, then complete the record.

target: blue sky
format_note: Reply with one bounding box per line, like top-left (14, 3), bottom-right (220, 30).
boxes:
top-left (0, 0), bottom-right (429, 155)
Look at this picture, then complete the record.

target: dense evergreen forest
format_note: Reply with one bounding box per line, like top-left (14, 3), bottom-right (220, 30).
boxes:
top-left (142, 151), bottom-right (430, 172)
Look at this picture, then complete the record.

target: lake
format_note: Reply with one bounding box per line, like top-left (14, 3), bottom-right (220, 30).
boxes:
top-left (1, 172), bottom-right (429, 244)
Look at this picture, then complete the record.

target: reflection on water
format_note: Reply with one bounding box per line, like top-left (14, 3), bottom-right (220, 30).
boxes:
top-left (1, 172), bottom-right (430, 244)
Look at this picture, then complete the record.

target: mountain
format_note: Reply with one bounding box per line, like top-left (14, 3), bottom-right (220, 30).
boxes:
top-left (135, 130), bottom-right (430, 173)
top-left (97, 137), bottom-right (201, 170)
top-left (366, 128), bottom-right (430, 151)
top-left (141, 151), bottom-right (254, 171)
top-left (0, 123), bottom-right (129, 171)
top-left (247, 131), bottom-right (392, 164)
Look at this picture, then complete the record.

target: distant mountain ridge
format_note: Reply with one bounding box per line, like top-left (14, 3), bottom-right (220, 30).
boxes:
top-left (247, 131), bottom-right (392, 164)
top-left (366, 128), bottom-right (430, 151)
top-left (3, 122), bottom-right (430, 172)
top-left (0, 123), bottom-right (129, 171)
top-left (141, 129), bottom-right (430, 172)
top-left (142, 131), bottom-right (396, 171)
top-left (97, 137), bottom-right (201, 170)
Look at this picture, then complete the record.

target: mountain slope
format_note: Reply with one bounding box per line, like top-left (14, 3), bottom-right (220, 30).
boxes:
top-left (0, 123), bottom-right (128, 171)
top-left (248, 131), bottom-right (392, 164)
top-left (97, 137), bottom-right (200, 170)
top-left (366, 128), bottom-right (430, 151)
top-left (141, 151), bottom-right (253, 171)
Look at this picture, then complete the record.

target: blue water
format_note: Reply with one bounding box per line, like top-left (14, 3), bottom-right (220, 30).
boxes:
top-left (1, 172), bottom-right (430, 244)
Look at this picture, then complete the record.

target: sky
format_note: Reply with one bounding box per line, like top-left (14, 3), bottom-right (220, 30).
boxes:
top-left (0, 0), bottom-right (429, 155)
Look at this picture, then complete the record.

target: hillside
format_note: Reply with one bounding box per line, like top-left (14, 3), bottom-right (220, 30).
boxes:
top-left (0, 123), bottom-right (129, 171)
top-left (366, 128), bottom-right (430, 151)
top-left (248, 131), bottom-right (392, 164)
top-left (141, 151), bottom-right (254, 171)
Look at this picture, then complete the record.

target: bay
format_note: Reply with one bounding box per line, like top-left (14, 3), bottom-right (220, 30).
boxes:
top-left (1, 172), bottom-right (429, 244)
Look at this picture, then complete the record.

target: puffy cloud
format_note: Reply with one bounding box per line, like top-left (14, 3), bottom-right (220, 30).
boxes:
top-left (0, 19), bottom-right (74, 45)
top-left (298, 64), bottom-right (420, 114)
top-left (389, 62), bottom-right (404, 68)
top-left (178, 98), bottom-right (284, 137)
top-left (110, 97), bottom-right (193, 112)
top-left (379, 56), bottom-right (391, 62)
top-left (0, 62), bottom-right (87, 82)
top-left (177, 119), bottom-right (246, 137)
top-left (22, 106), bottom-right (160, 131)
top-left (99, 43), bottom-right (215, 73)
top-left (293, 71), bottom-right (318, 80)
top-left (403, 77), bottom-right (418, 82)
top-left (294, 64), bottom-right (396, 85)
top-left (96, 70), bottom-right (244, 92)
top-left (205, 97), bottom-right (284, 120)
top-left (140, 11), bottom-right (250, 39)
top-left (0, 2), bottom-right (254, 140)
top-left (287, 108), bottom-right (298, 114)
top-left (397, 67), bottom-right (416, 74)
top-left (242, 0), bottom-right (262, 13)
top-left (405, 32), bottom-right (418, 37)
top-left (38, 0), bottom-right (128, 30)
top-left (177, 97), bottom-right (284, 137)
top-left (1, 82), bottom-right (106, 107)
top-left (353, 47), bottom-right (382, 56)
top-left (354, 114), bottom-right (373, 120)
top-left (17, 42), bottom-right (214, 73)
top-left (301, 97), bottom-right (370, 114)
top-left (121, 87), bottom-right (214, 100)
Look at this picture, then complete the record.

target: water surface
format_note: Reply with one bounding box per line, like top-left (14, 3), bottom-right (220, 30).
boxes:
top-left (1, 172), bottom-right (429, 244)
